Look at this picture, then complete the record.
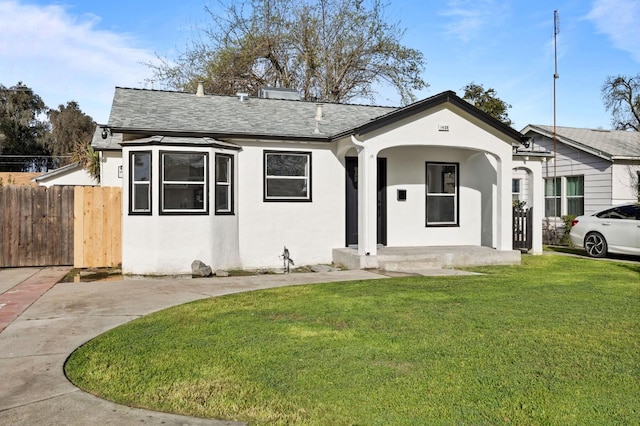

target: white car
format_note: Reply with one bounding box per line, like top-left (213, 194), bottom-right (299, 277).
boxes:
top-left (569, 203), bottom-right (640, 258)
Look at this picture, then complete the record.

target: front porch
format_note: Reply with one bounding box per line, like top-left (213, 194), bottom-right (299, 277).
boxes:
top-left (333, 245), bottom-right (521, 272)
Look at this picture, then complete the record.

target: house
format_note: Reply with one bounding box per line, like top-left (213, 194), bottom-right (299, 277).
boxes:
top-left (92, 86), bottom-right (547, 275)
top-left (519, 125), bottom-right (640, 225)
top-left (32, 162), bottom-right (97, 187)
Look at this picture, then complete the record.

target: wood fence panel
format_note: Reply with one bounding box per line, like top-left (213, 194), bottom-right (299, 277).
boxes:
top-left (73, 186), bottom-right (121, 268)
top-left (0, 185), bottom-right (74, 267)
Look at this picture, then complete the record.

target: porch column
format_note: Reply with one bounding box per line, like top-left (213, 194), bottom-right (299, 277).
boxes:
top-left (496, 153), bottom-right (513, 251)
top-left (357, 143), bottom-right (378, 256)
top-left (528, 160), bottom-right (544, 255)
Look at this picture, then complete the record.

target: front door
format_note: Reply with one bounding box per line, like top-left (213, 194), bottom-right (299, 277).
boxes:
top-left (345, 157), bottom-right (387, 246)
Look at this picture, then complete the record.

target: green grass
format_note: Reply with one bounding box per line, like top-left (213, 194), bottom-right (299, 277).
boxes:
top-left (65, 255), bottom-right (640, 425)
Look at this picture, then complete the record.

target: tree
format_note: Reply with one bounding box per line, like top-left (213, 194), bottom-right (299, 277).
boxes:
top-left (0, 82), bottom-right (52, 171)
top-left (148, 0), bottom-right (427, 105)
top-left (601, 74), bottom-right (640, 131)
top-left (48, 101), bottom-right (96, 167)
top-left (461, 82), bottom-right (513, 127)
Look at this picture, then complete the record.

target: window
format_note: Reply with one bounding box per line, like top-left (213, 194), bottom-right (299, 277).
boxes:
top-left (215, 154), bottom-right (233, 214)
top-left (512, 178), bottom-right (521, 202)
top-left (566, 176), bottom-right (584, 216)
top-left (264, 151), bottom-right (311, 201)
top-left (130, 151), bottom-right (151, 214)
top-left (544, 177), bottom-right (561, 217)
top-left (161, 151), bottom-right (208, 214)
top-left (426, 162), bottom-right (458, 226)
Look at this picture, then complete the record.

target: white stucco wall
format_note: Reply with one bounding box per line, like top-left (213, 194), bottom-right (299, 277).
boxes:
top-left (383, 146), bottom-right (484, 246)
top-left (100, 151), bottom-right (123, 187)
top-left (236, 141), bottom-right (345, 269)
top-left (121, 145), bottom-right (241, 275)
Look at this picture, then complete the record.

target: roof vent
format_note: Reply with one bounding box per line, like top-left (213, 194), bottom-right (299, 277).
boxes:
top-left (196, 82), bottom-right (204, 97)
top-left (237, 92), bottom-right (249, 102)
top-left (315, 103), bottom-right (323, 121)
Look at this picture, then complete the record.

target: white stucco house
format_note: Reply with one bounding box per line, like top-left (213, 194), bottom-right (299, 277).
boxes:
top-left (93, 86), bottom-right (547, 275)
top-left (518, 125), bottom-right (640, 225)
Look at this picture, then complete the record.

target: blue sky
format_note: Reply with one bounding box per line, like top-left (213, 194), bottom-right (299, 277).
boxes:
top-left (1, 0), bottom-right (639, 130)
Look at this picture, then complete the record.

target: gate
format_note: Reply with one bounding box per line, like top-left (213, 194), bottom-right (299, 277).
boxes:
top-left (513, 207), bottom-right (533, 251)
top-left (0, 185), bottom-right (74, 267)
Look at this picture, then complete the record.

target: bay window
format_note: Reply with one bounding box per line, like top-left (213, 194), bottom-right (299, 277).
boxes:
top-left (130, 151), bottom-right (151, 214)
top-left (161, 151), bottom-right (208, 214)
top-left (215, 154), bottom-right (233, 214)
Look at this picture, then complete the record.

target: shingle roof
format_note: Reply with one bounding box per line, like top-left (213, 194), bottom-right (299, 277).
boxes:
top-left (107, 87), bottom-right (395, 140)
top-left (525, 125), bottom-right (640, 160)
top-left (97, 87), bottom-right (526, 150)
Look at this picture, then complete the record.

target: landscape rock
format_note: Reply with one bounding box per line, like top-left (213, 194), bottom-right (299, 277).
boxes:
top-left (214, 269), bottom-right (229, 277)
top-left (191, 260), bottom-right (212, 278)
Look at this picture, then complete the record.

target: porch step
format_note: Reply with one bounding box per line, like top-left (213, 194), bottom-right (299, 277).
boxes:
top-left (378, 248), bottom-right (520, 271)
top-left (333, 246), bottom-right (521, 271)
top-left (378, 255), bottom-right (451, 272)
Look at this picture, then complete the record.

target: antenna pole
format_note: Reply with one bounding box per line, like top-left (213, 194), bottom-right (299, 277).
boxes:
top-left (553, 9), bottom-right (560, 219)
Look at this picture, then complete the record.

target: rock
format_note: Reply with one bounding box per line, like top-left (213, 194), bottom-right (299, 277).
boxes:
top-left (214, 269), bottom-right (229, 277)
top-left (191, 260), bottom-right (212, 278)
top-left (310, 264), bottom-right (335, 273)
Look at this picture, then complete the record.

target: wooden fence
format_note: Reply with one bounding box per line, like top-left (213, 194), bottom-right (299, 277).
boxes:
top-left (0, 185), bottom-right (74, 267)
top-left (0, 185), bottom-right (121, 268)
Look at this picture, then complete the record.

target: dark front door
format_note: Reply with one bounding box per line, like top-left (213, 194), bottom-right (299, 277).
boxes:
top-left (345, 157), bottom-right (387, 246)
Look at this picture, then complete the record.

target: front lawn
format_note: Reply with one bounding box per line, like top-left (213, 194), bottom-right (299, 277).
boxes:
top-left (65, 255), bottom-right (640, 425)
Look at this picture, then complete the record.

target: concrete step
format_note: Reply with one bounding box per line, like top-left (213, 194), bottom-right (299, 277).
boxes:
top-left (378, 250), bottom-right (520, 272)
top-left (333, 246), bottom-right (521, 271)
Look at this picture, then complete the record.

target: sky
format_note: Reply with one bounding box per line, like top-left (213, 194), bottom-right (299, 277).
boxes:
top-left (1, 0), bottom-right (639, 130)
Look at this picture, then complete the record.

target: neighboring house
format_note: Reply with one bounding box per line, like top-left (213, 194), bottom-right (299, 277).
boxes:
top-left (93, 86), bottom-right (547, 275)
top-left (520, 125), bottom-right (640, 225)
top-left (32, 162), bottom-right (97, 187)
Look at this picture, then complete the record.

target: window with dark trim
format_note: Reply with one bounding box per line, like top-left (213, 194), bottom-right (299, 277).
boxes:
top-left (160, 151), bottom-right (208, 214)
top-left (130, 151), bottom-right (151, 214)
top-left (264, 151), bottom-right (311, 201)
top-left (426, 162), bottom-right (459, 226)
top-left (215, 154), bottom-right (233, 214)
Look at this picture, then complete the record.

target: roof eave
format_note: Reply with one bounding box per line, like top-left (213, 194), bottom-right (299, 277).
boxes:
top-left (524, 125), bottom-right (615, 161)
top-left (111, 127), bottom-right (332, 143)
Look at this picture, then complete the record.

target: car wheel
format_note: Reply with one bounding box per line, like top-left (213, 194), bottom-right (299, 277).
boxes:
top-left (584, 232), bottom-right (608, 258)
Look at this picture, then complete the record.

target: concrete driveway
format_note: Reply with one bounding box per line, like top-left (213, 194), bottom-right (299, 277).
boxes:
top-left (0, 267), bottom-right (385, 425)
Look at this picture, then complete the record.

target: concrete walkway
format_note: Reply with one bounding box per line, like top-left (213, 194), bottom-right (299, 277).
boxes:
top-left (0, 267), bottom-right (389, 425)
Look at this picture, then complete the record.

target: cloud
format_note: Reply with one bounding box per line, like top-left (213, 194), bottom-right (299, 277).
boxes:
top-left (439, 0), bottom-right (510, 42)
top-left (0, 0), bottom-right (159, 123)
top-left (587, 0), bottom-right (640, 63)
